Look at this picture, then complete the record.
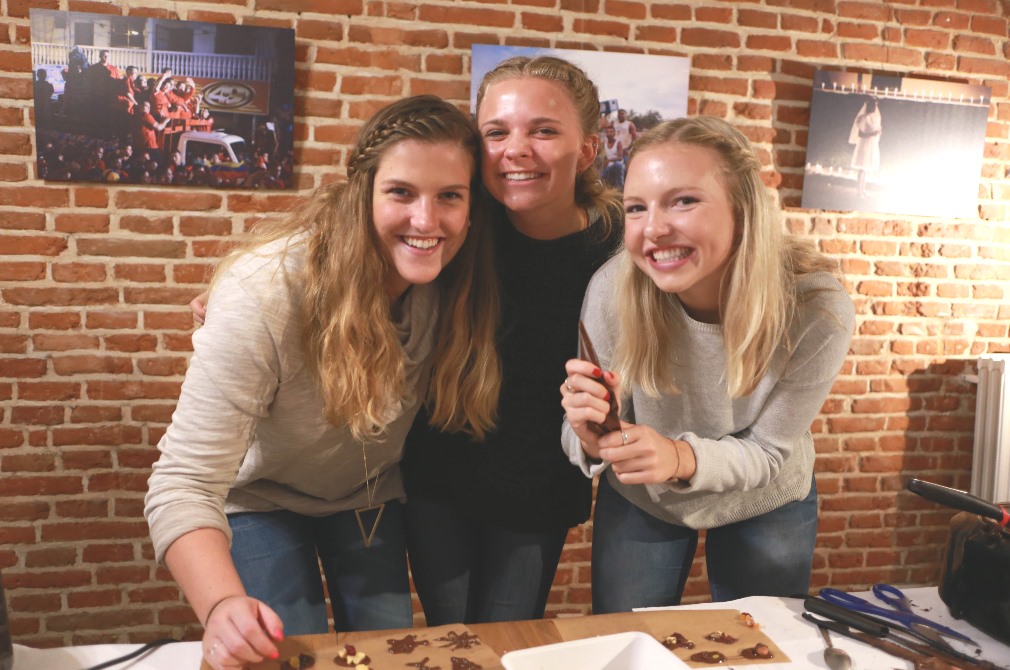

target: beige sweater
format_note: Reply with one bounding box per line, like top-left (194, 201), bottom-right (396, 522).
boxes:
top-left (144, 237), bottom-right (438, 563)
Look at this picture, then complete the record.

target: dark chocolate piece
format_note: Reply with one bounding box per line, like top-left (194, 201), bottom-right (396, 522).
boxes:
top-left (387, 633), bottom-right (430, 654)
top-left (661, 632), bottom-right (695, 650)
top-left (690, 650), bottom-right (727, 663)
top-left (434, 631), bottom-right (481, 650)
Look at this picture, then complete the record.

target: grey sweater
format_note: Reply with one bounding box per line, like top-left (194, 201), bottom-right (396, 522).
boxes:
top-left (144, 237), bottom-right (438, 563)
top-left (562, 254), bottom-right (855, 529)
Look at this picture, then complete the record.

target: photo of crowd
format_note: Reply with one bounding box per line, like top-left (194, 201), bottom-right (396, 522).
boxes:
top-left (30, 10), bottom-right (295, 189)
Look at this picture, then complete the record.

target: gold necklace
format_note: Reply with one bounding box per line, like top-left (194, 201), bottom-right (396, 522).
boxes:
top-left (354, 443), bottom-right (385, 548)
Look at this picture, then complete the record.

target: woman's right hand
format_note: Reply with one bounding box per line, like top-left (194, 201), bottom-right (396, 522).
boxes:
top-left (190, 290), bottom-right (210, 325)
top-left (561, 358), bottom-right (622, 460)
top-left (202, 595), bottom-right (284, 670)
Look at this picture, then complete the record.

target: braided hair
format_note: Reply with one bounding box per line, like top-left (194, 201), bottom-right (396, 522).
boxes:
top-left (213, 95), bottom-right (501, 441)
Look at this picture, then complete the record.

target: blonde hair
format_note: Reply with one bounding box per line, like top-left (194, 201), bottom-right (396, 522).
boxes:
top-left (615, 116), bottom-right (838, 397)
top-left (212, 95), bottom-right (500, 441)
top-left (475, 55), bottom-right (621, 233)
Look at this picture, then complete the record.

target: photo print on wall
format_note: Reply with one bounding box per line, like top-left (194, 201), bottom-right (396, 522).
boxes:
top-left (30, 9), bottom-right (296, 189)
top-left (470, 44), bottom-right (691, 193)
top-left (801, 69), bottom-right (990, 218)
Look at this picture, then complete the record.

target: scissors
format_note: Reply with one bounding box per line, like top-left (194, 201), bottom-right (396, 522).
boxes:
top-left (820, 584), bottom-right (978, 645)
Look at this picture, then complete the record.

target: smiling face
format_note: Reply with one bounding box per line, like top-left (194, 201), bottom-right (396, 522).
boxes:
top-left (623, 142), bottom-right (737, 323)
top-left (477, 77), bottom-right (596, 237)
top-left (371, 139), bottom-right (474, 301)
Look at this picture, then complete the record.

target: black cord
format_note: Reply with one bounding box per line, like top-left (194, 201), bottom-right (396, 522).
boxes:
top-left (82, 638), bottom-right (179, 670)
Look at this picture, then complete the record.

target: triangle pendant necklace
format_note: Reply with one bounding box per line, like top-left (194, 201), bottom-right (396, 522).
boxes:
top-left (356, 442), bottom-right (385, 548)
top-left (355, 503), bottom-right (385, 548)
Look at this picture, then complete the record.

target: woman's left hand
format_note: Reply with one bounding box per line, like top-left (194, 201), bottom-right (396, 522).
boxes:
top-left (598, 424), bottom-right (694, 484)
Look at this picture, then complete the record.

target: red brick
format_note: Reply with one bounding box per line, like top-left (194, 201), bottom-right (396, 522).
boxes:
top-left (119, 216), bottom-right (173, 235)
top-left (50, 425), bottom-right (143, 448)
top-left (52, 263), bottom-right (107, 283)
top-left (66, 590), bottom-right (122, 609)
top-left (2, 288), bottom-right (118, 306)
top-left (179, 216), bottom-right (233, 236)
top-left (0, 211), bottom-right (45, 230)
top-left (53, 355), bottom-right (134, 375)
top-left (70, 405), bottom-right (122, 423)
top-left (86, 311), bottom-right (139, 329)
top-left (54, 214), bottom-right (111, 234)
top-left (113, 264), bottom-right (167, 283)
top-left (115, 191), bottom-right (222, 211)
top-left (0, 186), bottom-right (69, 207)
top-left (0, 234), bottom-right (68, 256)
top-left (571, 18), bottom-right (629, 38)
top-left (60, 451), bottom-right (114, 471)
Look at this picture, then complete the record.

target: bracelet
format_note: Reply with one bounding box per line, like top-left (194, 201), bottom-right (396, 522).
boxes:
top-left (203, 594), bottom-right (241, 628)
top-left (668, 438), bottom-right (681, 483)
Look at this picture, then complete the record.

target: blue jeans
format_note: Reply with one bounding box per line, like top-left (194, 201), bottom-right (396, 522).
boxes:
top-left (228, 502), bottom-right (412, 634)
top-left (404, 498), bottom-right (567, 625)
top-left (592, 474), bottom-right (818, 613)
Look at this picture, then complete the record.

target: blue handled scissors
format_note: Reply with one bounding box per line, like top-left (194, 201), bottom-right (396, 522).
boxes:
top-left (820, 584), bottom-right (978, 645)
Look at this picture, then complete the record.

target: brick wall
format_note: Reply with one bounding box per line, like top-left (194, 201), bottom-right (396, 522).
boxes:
top-left (1, 0), bottom-right (1008, 647)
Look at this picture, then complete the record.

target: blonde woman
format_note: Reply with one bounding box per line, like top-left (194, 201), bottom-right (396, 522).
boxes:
top-left (401, 56), bottom-right (624, 625)
top-left (561, 117), bottom-right (854, 612)
top-left (146, 95), bottom-right (499, 670)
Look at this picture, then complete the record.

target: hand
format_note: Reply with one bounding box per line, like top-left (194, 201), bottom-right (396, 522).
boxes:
top-left (561, 358), bottom-right (622, 460)
top-left (190, 290), bottom-right (210, 325)
top-left (202, 595), bottom-right (283, 670)
top-left (598, 424), bottom-right (693, 485)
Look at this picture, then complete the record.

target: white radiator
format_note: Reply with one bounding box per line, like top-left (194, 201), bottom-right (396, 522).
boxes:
top-left (970, 354), bottom-right (1010, 503)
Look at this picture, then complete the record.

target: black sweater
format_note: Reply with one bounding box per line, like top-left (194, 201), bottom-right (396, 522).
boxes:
top-left (402, 209), bottom-right (623, 531)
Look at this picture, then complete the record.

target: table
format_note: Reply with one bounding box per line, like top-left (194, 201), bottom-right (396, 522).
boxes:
top-left (12, 587), bottom-right (1010, 669)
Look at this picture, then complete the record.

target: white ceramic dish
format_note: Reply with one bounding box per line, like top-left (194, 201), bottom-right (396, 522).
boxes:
top-left (500, 631), bottom-right (689, 670)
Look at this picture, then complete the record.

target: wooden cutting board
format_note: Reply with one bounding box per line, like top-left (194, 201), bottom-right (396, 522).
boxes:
top-left (552, 609), bottom-right (788, 667)
top-left (201, 609), bottom-right (786, 669)
top-left (239, 624), bottom-right (504, 670)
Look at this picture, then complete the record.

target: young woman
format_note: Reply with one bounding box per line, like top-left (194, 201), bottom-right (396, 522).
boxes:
top-left (145, 95), bottom-right (499, 670)
top-left (561, 117), bottom-right (855, 613)
top-left (850, 96), bottom-right (882, 198)
top-left (400, 56), bottom-right (624, 625)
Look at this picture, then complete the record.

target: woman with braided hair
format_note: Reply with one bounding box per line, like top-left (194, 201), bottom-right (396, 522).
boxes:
top-left (145, 95), bottom-right (500, 670)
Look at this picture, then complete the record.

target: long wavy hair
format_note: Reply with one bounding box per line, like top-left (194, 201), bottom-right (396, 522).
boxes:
top-left (614, 116), bottom-right (839, 398)
top-left (212, 95), bottom-right (501, 441)
top-left (475, 55), bottom-right (622, 234)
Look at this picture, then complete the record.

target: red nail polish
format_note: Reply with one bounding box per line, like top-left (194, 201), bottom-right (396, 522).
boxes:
top-left (273, 629), bottom-right (284, 640)
top-left (593, 368), bottom-right (602, 377)
top-left (604, 392), bottom-right (610, 401)
top-left (270, 651), bottom-right (279, 659)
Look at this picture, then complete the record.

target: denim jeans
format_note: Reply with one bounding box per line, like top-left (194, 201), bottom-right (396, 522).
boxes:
top-left (228, 502), bottom-right (412, 635)
top-left (403, 498), bottom-right (567, 625)
top-left (592, 474), bottom-right (818, 613)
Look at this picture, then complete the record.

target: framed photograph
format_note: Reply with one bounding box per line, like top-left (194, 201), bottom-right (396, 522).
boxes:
top-left (471, 45), bottom-right (690, 192)
top-left (801, 69), bottom-right (990, 218)
top-left (30, 9), bottom-right (296, 189)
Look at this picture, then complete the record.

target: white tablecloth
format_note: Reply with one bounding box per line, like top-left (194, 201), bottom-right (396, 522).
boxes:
top-left (639, 587), bottom-right (1010, 669)
top-left (12, 640), bottom-right (203, 670)
top-left (12, 587), bottom-right (1010, 669)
